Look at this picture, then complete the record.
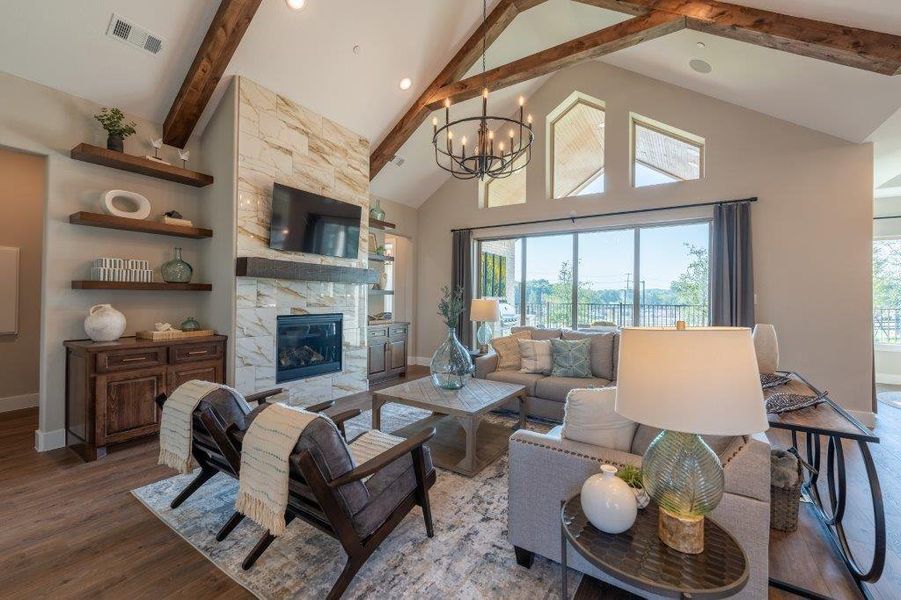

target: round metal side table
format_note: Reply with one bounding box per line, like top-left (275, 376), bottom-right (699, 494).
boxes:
top-left (561, 495), bottom-right (749, 599)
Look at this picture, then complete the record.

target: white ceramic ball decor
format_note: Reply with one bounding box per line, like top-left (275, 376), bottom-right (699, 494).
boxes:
top-left (84, 304), bottom-right (126, 342)
top-left (581, 464), bottom-right (638, 534)
top-left (102, 189), bottom-right (151, 220)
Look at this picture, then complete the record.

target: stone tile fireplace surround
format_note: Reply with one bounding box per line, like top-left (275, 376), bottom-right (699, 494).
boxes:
top-left (234, 78), bottom-right (371, 405)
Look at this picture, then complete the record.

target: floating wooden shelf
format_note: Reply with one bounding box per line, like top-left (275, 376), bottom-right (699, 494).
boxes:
top-left (368, 254), bottom-right (395, 263)
top-left (69, 212), bottom-right (213, 239)
top-left (369, 218), bottom-right (396, 231)
top-left (71, 281), bottom-right (212, 291)
top-left (70, 143), bottom-right (214, 187)
top-left (369, 289), bottom-right (394, 296)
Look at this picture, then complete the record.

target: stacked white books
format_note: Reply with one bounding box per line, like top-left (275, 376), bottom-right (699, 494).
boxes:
top-left (163, 216), bottom-right (193, 227)
top-left (91, 258), bottom-right (154, 283)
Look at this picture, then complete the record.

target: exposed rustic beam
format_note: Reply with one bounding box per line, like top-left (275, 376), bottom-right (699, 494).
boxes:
top-left (370, 0), bottom-right (549, 180)
top-left (427, 12), bottom-right (686, 108)
top-left (574, 0), bottom-right (901, 75)
top-left (163, 0), bottom-right (262, 148)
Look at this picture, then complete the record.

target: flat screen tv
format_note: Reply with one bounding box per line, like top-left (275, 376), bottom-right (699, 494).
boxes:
top-left (269, 183), bottom-right (362, 259)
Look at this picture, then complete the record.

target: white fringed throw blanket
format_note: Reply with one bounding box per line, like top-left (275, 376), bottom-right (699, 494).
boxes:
top-left (158, 380), bottom-right (248, 474)
top-left (236, 403), bottom-right (319, 536)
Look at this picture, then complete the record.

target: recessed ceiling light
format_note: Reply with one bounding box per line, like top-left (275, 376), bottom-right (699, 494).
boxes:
top-left (696, 41), bottom-right (706, 49)
top-left (399, 77), bottom-right (413, 91)
top-left (689, 59), bottom-right (712, 74)
top-left (285, 0), bottom-right (306, 10)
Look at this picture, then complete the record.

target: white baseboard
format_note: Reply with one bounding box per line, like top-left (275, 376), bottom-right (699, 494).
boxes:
top-left (876, 372), bottom-right (901, 385)
top-left (849, 410), bottom-right (876, 429)
top-left (0, 392), bottom-right (38, 413)
top-left (34, 428), bottom-right (66, 452)
top-left (411, 356), bottom-right (431, 367)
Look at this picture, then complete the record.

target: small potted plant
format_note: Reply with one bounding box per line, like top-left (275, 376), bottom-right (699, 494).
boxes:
top-left (616, 465), bottom-right (650, 509)
top-left (94, 107), bottom-right (137, 152)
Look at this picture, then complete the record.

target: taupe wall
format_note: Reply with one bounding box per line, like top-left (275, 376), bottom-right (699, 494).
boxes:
top-left (415, 61), bottom-right (875, 417)
top-left (0, 72), bottom-right (204, 448)
top-left (0, 148), bottom-right (44, 409)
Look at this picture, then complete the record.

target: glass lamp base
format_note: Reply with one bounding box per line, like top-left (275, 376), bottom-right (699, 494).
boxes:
top-left (476, 322), bottom-right (493, 351)
top-left (642, 429), bottom-right (723, 554)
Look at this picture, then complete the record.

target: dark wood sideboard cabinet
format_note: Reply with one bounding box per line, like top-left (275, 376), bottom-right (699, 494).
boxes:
top-left (367, 323), bottom-right (408, 383)
top-left (64, 335), bottom-right (227, 461)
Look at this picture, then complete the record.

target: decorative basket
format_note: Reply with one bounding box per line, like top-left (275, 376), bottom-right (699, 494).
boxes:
top-left (136, 328), bottom-right (214, 341)
top-left (770, 450), bottom-right (809, 532)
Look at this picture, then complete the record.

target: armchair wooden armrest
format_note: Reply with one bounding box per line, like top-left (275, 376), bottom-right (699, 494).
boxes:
top-left (245, 388), bottom-right (286, 405)
top-left (155, 393), bottom-right (167, 410)
top-left (329, 408), bottom-right (362, 440)
top-left (305, 400), bottom-right (336, 413)
top-left (328, 427), bottom-right (436, 487)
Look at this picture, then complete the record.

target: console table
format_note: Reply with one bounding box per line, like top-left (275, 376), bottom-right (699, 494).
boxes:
top-left (766, 371), bottom-right (884, 600)
top-left (64, 335), bottom-right (227, 460)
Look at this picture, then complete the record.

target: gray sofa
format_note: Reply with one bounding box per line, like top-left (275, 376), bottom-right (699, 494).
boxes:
top-left (474, 326), bottom-right (618, 420)
top-left (508, 424), bottom-right (771, 598)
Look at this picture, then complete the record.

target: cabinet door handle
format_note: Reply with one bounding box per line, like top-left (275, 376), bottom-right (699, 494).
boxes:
top-left (187, 350), bottom-right (207, 356)
top-left (122, 357), bottom-right (147, 363)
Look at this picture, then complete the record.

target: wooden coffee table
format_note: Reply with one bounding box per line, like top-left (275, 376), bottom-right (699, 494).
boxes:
top-left (371, 377), bottom-right (526, 477)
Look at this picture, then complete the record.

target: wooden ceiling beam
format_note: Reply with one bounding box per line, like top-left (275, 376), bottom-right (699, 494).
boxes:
top-left (574, 0), bottom-right (901, 76)
top-left (163, 0), bottom-right (263, 148)
top-left (370, 0), bottom-right (549, 180)
top-left (426, 12), bottom-right (686, 109)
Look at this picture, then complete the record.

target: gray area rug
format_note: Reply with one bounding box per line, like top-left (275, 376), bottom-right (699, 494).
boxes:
top-left (132, 404), bottom-right (577, 599)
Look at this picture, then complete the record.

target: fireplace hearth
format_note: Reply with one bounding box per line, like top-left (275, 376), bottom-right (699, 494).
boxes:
top-left (276, 314), bottom-right (343, 383)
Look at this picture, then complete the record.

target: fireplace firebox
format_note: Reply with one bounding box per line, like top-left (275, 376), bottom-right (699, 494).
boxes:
top-left (276, 314), bottom-right (343, 383)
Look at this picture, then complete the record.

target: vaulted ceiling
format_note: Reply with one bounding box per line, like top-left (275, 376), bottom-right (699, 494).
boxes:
top-left (1, 0), bottom-right (900, 206)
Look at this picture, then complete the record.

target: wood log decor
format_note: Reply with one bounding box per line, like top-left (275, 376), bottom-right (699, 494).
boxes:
top-left (370, 0), bottom-right (901, 180)
top-left (163, 0), bottom-right (263, 148)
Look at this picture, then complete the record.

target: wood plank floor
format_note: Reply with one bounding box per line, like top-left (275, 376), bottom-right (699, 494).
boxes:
top-left (0, 366), bottom-right (895, 599)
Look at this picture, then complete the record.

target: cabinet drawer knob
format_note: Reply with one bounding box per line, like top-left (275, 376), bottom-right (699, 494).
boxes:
top-left (122, 357), bottom-right (147, 363)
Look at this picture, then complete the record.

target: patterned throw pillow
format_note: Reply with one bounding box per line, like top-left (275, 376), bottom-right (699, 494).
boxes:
top-left (490, 330), bottom-right (532, 371)
top-left (550, 338), bottom-right (592, 378)
top-left (519, 339), bottom-right (552, 374)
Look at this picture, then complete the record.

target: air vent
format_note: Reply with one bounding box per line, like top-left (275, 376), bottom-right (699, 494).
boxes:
top-left (106, 14), bottom-right (164, 56)
top-left (389, 155), bottom-right (406, 167)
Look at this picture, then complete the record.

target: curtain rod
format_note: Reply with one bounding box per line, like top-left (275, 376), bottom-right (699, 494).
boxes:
top-left (874, 215), bottom-right (901, 220)
top-left (450, 197), bottom-right (758, 233)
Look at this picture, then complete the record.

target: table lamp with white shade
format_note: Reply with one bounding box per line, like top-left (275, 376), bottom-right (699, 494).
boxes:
top-left (614, 324), bottom-right (768, 554)
top-left (470, 298), bottom-right (500, 352)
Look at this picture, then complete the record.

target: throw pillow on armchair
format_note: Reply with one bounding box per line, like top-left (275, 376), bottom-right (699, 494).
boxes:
top-left (562, 387), bottom-right (636, 451)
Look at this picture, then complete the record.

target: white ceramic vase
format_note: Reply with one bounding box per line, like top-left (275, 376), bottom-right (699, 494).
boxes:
top-left (752, 323), bottom-right (779, 374)
top-left (581, 464), bottom-right (638, 534)
top-left (84, 304), bottom-right (126, 341)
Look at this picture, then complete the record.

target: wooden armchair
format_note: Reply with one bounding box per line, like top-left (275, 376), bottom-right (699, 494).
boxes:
top-left (228, 413), bottom-right (437, 600)
top-left (154, 387), bottom-right (334, 515)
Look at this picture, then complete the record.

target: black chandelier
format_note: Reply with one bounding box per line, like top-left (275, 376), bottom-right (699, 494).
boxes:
top-left (432, 0), bottom-right (534, 181)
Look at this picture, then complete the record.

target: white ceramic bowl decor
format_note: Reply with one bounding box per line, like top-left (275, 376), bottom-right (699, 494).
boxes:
top-left (84, 304), bottom-right (126, 341)
top-left (580, 464), bottom-right (638, 534)
top-left (102, 189), bottom-right (151, 220)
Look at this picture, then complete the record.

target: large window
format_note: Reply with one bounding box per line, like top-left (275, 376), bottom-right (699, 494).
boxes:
top-left (631, 114), bottom-right (704, 188)
top-left (482, 157), bottom-right (527, 208)
top-left (477, 221), bottom-right (711, 330)
top-left (874, 239), bottom-right (901, 344)
top-left (550, 93), bottom-right (606, 199)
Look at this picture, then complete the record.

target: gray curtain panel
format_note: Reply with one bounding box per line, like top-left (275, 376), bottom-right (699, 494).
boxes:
top-left (711, 201), bottom-right (755, 327)
top-left (451, 229), bottom-right (474, 347)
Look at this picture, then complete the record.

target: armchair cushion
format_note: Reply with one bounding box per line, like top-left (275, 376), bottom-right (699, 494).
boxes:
top-left (562, 387), bottom-right (635, 451)
top-left (351, 441), bottom-right (435, 538)
top-left (536, 375), bottom-right (610, 402)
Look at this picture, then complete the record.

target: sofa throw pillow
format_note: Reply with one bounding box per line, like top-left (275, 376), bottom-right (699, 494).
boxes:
top-left (519, 339), bottom-right (553, 374)
top-left (490, 330), bottom-right (532, 371)
top-left (562, 387), bottom-right (636, 451)
top-left (550, 338), bottom-right (592, 378)
top-left (562, 330), bottom-right (617, 380)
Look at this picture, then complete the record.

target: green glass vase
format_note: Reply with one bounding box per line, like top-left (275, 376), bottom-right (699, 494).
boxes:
top-left (161, 247), bottom-right (193, 284)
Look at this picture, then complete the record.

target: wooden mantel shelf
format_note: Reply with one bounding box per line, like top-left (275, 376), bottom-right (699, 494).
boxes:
top-left (236, 257), bottom-right (379, 285)
top-left (70, 212), bottom-right (213, 239)
top-left (72, 281), bottom-right (212, 291)
top-left (70, 143), bottom-right (214, 187)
